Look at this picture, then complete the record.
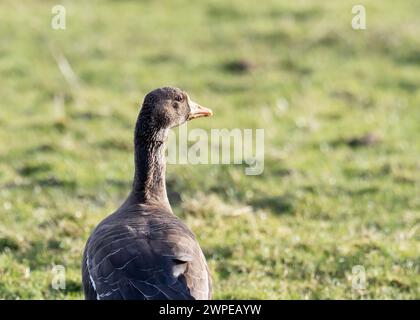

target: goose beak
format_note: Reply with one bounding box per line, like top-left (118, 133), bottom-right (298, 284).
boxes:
top-left (187, 100), bottom-right (213, 121)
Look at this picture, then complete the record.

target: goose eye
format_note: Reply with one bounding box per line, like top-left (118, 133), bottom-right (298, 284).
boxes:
top-left (174, 95), bottom-right (183, 102)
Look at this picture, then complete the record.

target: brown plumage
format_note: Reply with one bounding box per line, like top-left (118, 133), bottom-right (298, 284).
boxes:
top-left (82, 87), bottom-right (213, 300)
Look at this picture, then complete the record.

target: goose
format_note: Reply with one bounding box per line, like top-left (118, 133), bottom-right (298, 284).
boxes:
top-left (82, 87), bottom-right (213, 300)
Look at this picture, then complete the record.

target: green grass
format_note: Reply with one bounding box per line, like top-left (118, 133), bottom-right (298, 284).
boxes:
top-left (0, 0), bottom-right (419, 299)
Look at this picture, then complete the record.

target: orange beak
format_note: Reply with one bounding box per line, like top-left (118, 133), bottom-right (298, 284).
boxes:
top-left (187, 99), bottom-right (213, 121)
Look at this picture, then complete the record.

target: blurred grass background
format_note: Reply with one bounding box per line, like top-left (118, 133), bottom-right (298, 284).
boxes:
top-left (0, 0), bottom-right (419, 299)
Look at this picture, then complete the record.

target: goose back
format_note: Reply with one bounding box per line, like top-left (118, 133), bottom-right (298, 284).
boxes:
top-left (82, 204), bottom-right (211, 300)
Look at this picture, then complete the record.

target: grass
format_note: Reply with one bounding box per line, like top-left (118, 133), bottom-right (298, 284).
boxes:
top-left (0, 0), bottom-right (419, 299)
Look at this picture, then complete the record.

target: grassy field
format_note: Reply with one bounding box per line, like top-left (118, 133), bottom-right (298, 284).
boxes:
top-left (0, 0), bottom-right (419, 299)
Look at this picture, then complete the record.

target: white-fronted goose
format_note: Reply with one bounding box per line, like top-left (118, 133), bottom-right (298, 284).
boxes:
top-left (82, 87), bottom-right (213, 300)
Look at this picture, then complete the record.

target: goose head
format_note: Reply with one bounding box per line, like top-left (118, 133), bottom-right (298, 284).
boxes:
top-left (140, 87), bottom-right (212, 130)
